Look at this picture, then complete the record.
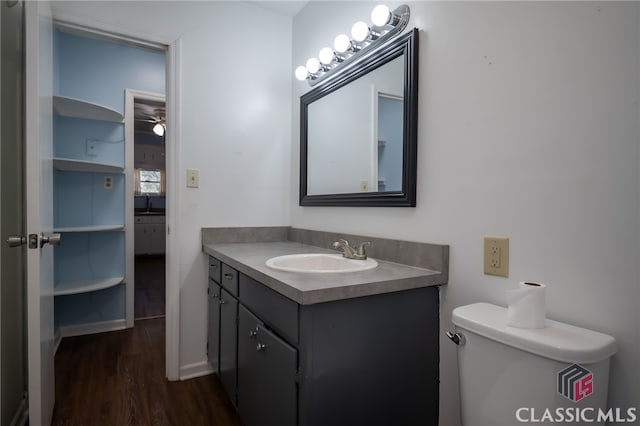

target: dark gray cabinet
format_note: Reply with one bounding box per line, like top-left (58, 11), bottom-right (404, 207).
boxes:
top-left (219, 288), bottom-right (238, 403)
top-left (207, 257), bottom-right (222, 370)
top-left (238, 305), bottom-right (297, 426)
top-left (207, 255), bottom-right (440, 426)
top-left (207, 279), bottom-right (220, 370)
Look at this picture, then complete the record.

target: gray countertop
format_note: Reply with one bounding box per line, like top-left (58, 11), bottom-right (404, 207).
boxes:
top-left (203, 241), bottom-right (446, 305)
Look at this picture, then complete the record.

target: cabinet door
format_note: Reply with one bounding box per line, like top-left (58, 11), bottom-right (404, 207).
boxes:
top-left (208, 281), bottom-right (221, 372)
top-left (219, 288), bottom-right (238, 404)
top-left (134, 223), bottom-right (149, 255)
top-left (238, 305), bottom-right (297, 426)
top-left (149, 224), bottom-right (165, 255)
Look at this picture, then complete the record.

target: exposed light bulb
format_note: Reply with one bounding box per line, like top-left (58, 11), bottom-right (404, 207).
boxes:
top-left (351, 21), bottom-right (370, 43)
top-left (333, 34), bottom-right (351, 53)
top-left (295, 65), bottom-right (309, 81)
top-left (371, 4), bottom-right (391, 27)
top-left (153, 123), bottom-right (165, 137)
top-left (318, 47), bottom-right (335, 65)
top-left (305, 57), bottom-right (321, 74)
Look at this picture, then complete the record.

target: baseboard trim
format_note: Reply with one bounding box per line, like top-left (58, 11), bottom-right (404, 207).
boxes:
top-left (59, 319), bottom-right (128, 339)
top-left (179, 360), bottom-right (214, 381)
top-left (9, 396), bottom-right (28, 426)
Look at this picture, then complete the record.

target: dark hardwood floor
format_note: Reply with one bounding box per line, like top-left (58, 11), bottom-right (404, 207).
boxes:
top-left (52, 317), bottom-right (242, 425)
top-left (135, 256), bottom-right (166, 319)
top-left (52, 254), bottom-right (241, 424)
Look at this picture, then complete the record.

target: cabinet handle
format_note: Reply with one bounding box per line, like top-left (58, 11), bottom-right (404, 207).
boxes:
top-left (249, 330), bottom-right (257, 338)
top-left (219, 299), bottom-right (227, 305)
top-left (256, 343), bottom-right (267, 351)
top-left (211, 264), bottom-right (218, 269)
top-left (212, 293), bottom-right (219, 298)
top-left (224, 273), bottom-right (234, 280)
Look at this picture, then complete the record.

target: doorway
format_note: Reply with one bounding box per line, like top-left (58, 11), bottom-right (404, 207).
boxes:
top-left (130, 95), bottom-right (166, 320)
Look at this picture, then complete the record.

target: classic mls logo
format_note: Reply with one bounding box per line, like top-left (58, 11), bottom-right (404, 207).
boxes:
top-left (558, 364), bottom-right (593, 402)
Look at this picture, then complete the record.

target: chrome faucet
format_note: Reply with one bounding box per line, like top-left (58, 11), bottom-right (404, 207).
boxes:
top-left (332, 239), bottom-right (371, 260)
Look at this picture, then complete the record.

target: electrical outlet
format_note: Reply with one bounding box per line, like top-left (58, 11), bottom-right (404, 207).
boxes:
top-left (103, 176), bottom-right (113, 190)
top-left (360, 180), bottom-right (369, 192)
top-left (484, 237), bottom-right (509, 277)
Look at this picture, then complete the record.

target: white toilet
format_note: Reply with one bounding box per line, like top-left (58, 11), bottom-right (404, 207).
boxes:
top-left (450, 303), bottom-right (618, 426)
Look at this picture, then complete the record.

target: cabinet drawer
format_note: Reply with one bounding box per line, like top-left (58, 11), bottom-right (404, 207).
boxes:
top-left (209, 257), bottom-right (221, 283)
top-left (221, 263), bottom-right (238, 296)
top-left (239, 274), bottom-right (298, 345)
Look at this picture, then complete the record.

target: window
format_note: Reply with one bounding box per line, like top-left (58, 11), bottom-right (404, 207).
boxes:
top-left (135, 169), bottom-right (165, 195)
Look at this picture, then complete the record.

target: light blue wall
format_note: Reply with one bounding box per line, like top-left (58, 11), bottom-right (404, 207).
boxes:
top-left (54, 232), bottom-right (125, 285)
top-left (54, 116), bottom-right (124, 166)
top-left (55, 286), bottom-right (126, 328)
top-left (54, 171), bottom-right (125, 228)
top-left (54, 28), bottom-right (165, 113)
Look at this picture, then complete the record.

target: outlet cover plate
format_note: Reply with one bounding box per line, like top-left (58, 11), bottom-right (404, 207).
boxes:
top-left (187, 168), bottom-right (199, 188)
top-left (484, 236), bottom-right (509, 277)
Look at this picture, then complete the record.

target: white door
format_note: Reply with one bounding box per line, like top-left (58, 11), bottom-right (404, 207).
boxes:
top-left (25, 2), bottom-right (55, 425)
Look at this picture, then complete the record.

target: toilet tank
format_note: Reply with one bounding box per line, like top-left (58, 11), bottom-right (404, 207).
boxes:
top-left (452, 303), bottom-right (618, 426)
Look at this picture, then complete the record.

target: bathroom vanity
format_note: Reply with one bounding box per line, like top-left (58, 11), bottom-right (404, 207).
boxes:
top-left (202, 227), bottom-right (448, 426)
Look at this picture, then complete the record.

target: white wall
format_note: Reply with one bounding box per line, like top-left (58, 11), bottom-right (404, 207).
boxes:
top-left (51, 1), bottom-right (292, 375)
top-left (175, 3), bottom-right (292, 372)
top-left (292, 2), bottom-right (640, 424)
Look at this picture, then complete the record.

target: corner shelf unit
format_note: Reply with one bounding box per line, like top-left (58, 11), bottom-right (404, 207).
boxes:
top-left (52, 95), bottom-right (128, 334)
top-left (53, 157), bottom-right (124, 174)
top-left (54, 277), bottom-right (125, 297)
top-left (53, 95), bottom-right (124, 123)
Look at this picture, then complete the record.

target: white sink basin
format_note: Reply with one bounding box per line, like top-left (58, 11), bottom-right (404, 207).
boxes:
top-left (265, 253), bottom-right (378, 273)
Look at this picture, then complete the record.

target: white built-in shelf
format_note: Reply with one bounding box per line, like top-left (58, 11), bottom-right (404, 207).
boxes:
top-left (54, 225), bottom-right (125, 233)
top-left (53, 157), bottom-right (124, 174)
top-left (54, 277), bottom-right (124, 296)
top-left (53, 95), bottom-right (124, 123)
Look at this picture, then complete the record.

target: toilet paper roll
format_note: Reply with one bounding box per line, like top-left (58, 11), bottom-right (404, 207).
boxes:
top-left (506, 281), bottom-right (547, 329)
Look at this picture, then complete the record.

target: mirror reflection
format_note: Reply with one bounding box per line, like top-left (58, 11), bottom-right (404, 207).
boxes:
top-left (307, 56), bottom-right (404, 195)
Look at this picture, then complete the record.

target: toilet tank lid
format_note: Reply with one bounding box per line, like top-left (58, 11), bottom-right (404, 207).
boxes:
top-left (452, 303), bottom-right (617, 364)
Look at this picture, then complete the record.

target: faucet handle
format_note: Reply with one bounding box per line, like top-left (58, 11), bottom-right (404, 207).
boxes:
top-left (332, 239), bottom-right (350, 249)
top-left (357, 242), bottom-right (371, 257)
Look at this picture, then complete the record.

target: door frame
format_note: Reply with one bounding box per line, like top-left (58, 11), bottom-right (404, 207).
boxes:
top-left (52, 20), bottom-right (181, 381)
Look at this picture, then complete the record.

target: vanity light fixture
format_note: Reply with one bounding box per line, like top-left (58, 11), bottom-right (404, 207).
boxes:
top-left (318, 47), bottom-right (337, 67)
top-left (333, 34), bottom-right (352, 54)
top-left (294, 4), bottom-right (410, 85)
top-left (351, 21), bottom-right (371, 43)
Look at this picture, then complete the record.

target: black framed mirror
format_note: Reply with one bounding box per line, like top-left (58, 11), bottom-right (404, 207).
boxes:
top-left (300, 28), bottom-right (418, 207)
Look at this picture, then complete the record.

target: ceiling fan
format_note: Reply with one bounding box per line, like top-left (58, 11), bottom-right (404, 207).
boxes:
top-left (134, 101), bottom-right (166, 136)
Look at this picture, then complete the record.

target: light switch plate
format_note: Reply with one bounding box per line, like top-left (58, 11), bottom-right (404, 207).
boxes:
top-left (484, 237), bottom-right (509, 277)
top-left (187, 169), bottom-right (199, 188)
